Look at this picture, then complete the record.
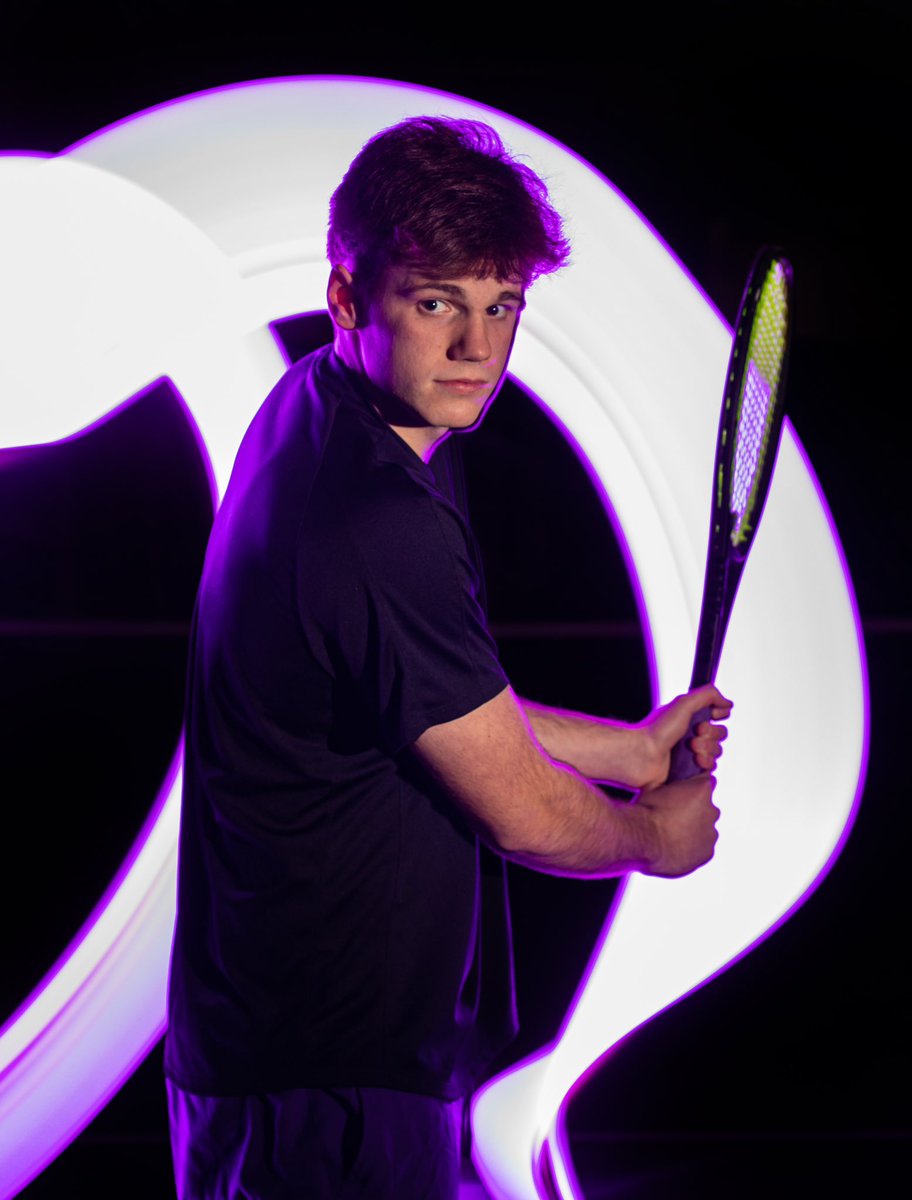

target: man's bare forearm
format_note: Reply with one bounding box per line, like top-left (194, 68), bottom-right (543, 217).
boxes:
top-left (415, 687), bottom-right (730, 880)
top-left (520, 698), bottom-right (656, 788)
top-left (495, 753), bottom-right (660, 877)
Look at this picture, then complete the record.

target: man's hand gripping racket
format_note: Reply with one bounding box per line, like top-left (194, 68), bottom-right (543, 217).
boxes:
top-left (668, 247), bottom-right (793, 781)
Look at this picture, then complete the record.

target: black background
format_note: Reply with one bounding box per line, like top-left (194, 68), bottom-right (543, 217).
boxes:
top-left (2, 3), bottom-right (908, 1197)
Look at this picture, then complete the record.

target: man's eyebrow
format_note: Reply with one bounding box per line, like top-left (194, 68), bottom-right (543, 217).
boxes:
top-left (400, 280), bottom-right (467, 297)
top-left (399, 280), bottom-right (526, 306)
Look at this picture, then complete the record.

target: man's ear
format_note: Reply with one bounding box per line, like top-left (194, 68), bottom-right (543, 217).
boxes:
top-left (327, 264), bottom-right (358, 330)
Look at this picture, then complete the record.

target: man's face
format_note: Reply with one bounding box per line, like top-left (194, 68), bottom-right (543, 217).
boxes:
top-left (353, 266), bottom-right (525, 455)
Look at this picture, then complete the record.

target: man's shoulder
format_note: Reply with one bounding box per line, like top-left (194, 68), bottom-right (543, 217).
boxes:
top-left (303, 440), bottom-right (452, 568)
top-left (286, 359), bottom-right (453, 542)
top-left (225, 345), bottom-right (374, 509)
top-left (257, 343), bottom-right (344, 438)
top-left (242, 350), bottom-right (471, 586)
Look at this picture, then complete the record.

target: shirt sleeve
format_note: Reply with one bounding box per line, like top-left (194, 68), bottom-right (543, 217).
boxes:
top-left (300, 468), bottom-right (509, 756)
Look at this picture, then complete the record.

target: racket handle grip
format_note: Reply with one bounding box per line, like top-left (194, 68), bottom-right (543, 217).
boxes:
top-left (667, 705), bottom-right (714, 782)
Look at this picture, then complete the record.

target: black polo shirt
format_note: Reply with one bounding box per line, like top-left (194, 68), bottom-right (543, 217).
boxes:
top-left (165, 345), bottom-right (516, 1100)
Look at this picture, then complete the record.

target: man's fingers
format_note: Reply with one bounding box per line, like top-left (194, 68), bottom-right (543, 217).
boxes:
top-left (692, 745), bottom-right (723, 770)
top-left (691, 722), bottom-right (726, 769)
top-left (695, 721), bottom-right (728, 740)
top-left (696, 745), bottom-right (723, 767)
top-left (688, 684), bottom-right (732, 712)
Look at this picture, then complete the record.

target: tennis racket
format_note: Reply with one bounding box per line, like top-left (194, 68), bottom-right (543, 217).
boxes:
top-left (668, 247), bottom-right (793, 781)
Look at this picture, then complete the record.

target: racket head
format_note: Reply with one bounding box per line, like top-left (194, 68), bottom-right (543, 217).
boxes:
top-left (717, 247), bottom-right (792, 562)
top-left (690, 247), bottom-right (793, 688)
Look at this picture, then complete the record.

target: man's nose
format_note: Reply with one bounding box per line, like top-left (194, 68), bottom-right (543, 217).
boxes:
top-left (449, 313), bottom-right (493, 363)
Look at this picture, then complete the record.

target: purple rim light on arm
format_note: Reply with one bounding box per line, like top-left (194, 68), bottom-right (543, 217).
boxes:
top-left (0, 79), bottom-right (867, 1200)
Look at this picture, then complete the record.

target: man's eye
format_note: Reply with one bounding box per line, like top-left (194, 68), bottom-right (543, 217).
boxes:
top-left (487, 304), bottom-right (513, 318)
top-left (418, 299), bottom-right (449, 314)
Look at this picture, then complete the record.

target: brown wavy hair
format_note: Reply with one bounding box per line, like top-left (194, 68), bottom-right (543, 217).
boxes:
top-left (327, 116), bottom-right (570, 299)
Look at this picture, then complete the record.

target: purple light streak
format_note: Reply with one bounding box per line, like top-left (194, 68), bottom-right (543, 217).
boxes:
top-left (2, 79), bottom-right (869, 1200)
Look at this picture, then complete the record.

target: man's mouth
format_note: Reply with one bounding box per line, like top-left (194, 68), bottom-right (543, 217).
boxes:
top-left (435, 378), bottom-right (490, 393)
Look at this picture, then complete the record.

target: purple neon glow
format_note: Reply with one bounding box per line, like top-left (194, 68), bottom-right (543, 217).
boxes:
top-left (0, 749), bottom-right (181, 1189)
top-left (525, 417), bottom-right (871, 1194)
top-left (0, 374), bottom-right (202, 1053)
top-left (0, 428), bottom-right (214, 1191)
top-left (60, 74), bottom-right (734, 344)
top-left (509, 375), bottom-right (660, 704)
top-left (1, 78), bottom-right (869, 1200)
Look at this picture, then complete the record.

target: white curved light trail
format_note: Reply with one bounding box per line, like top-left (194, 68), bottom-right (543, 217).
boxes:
top-left (0, 79), bottom-right (866, 1199)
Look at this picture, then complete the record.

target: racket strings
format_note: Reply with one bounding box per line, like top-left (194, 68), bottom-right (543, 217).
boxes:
top-left (730, 260), bottom-right (789, 544)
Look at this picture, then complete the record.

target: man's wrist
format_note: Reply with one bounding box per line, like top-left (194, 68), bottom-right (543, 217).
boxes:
top-left (621, 722), bottom-right (665, 791)
top-left (610, 794), bottom-right (661, 873)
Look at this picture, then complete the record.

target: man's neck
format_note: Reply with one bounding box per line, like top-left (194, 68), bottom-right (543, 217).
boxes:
top-left (333, 334), bottom-right (445, 461)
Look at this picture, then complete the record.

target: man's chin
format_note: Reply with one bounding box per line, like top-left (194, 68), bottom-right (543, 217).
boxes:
top-left (450, 412), bottom-right (487, 435)
top-left (439, 394), bottom-right (496, 431)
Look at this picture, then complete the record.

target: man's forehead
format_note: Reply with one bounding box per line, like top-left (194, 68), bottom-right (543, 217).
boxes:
top-left (388, 267), bottom-right (525, 299)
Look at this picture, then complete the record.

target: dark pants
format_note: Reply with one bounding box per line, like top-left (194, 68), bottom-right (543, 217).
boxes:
top-left (166, 1081), bottom-right (463, 1200)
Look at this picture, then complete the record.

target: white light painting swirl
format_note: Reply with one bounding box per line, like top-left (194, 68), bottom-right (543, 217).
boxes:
top-left (0, 79), bottom-right (867, 1199)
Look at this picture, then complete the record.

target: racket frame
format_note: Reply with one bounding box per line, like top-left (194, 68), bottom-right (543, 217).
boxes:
top-left (689, 246), bottom-right (793, 691)
top-left (666, 247), bottom-right (792, 783)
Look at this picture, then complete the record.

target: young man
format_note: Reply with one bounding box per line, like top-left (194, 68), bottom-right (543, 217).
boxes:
top-left (165, 117), bottom-right (730, 1200)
